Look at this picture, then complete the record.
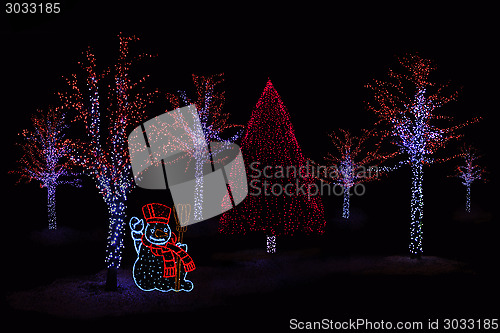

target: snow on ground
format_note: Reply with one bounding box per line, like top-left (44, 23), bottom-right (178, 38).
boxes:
top-left (7, 250), bottom-right (469, 319)
top-left (28, 226), bottom-right (104, 246)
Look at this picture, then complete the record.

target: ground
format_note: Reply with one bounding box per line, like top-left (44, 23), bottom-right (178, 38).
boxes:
top-left (7, 252), bottom-right (470, 319)
top-left (4, 219), bottom-right (498, 331)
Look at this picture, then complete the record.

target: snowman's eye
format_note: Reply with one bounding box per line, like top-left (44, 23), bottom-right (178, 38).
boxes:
top-left (163, 228), bottom-right (168, 232)
top-left (150, 228), bottom-right (155, 233)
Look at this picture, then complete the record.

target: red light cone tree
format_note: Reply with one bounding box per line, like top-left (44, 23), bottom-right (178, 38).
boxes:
top-left (219, 80), bottom-right (326, 253)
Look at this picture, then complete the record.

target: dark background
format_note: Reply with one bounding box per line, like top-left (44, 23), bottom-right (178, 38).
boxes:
top-left (2, 1), bottom-right (498, 330)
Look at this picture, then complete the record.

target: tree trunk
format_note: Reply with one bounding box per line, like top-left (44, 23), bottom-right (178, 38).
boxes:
top-left (193, 151), bottom-right (204, 222)
top-left (266, 235), bottom-right (276, 254)
top-left (409, 163), bottom-right (423, 258)
top-left (105, 266), bottom-right (118, 291)
top-left (47, 184), bottom-right (57, 230)
top-left (465, 184), bottom-right (471, 213)
top-left (104, 197), bottom-right (127, 291)
top-left (342, 186), bottom-right (350, 219)
top-left (192, 104), bottom-right (208, 223)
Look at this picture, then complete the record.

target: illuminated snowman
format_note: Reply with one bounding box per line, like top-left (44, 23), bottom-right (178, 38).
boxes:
top-left (130, 203), bottom-right (195, 292)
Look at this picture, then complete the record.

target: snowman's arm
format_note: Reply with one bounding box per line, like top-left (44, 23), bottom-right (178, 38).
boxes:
top-left (129, 217), bottom-right (144, 253)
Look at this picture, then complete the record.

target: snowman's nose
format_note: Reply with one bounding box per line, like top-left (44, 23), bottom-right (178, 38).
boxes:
top-left (155, 229), bottom-right (166, 238)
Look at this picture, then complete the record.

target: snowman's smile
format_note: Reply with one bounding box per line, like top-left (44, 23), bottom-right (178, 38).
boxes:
top-left (148, 235), bottom-right (167, 245)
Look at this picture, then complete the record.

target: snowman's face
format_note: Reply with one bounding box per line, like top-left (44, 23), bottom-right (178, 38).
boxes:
top-left (144, 222), bottom-right (171, 245)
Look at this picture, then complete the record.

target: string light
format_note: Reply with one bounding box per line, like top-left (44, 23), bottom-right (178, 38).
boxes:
top-left (59, 33), bottom-right (155, 272)
top-left (366, 54), bottom-right (480, 258)
top-left (450, 144), bottom-right (487, 212)
top-left (10, 107), bottom-right (81, 229)
top-left (219, 80), bottom-right (326, 252)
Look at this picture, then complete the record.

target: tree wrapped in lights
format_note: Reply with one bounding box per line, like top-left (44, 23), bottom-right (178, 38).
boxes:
top-left (10, 107), bottom-right (80, 230)
top-left (219, 80), bottom-right (326, 253)
top-left (366, 54), bottom-right (480, 258)
top-left (164, 73), bottom-right (243, 221)
top-left (322, 128), bottom-right (396, 219)
top-left (59, 34), bottom-right (155, 290)
top-left (450, 144), bottom-right (487, 212)
top-left (167, 74), bottom-right (242, 144)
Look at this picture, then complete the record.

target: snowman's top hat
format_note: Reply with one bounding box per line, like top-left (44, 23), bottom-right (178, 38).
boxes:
top-left (142, 203), bottom-right (171, 224)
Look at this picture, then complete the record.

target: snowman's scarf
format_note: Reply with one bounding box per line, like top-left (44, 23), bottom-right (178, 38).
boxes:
top-left (141, 234), bottom-right (196, 278)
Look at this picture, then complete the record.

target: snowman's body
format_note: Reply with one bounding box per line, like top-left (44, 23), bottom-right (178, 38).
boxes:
top-left (130, 203), bottom-right (195, 292)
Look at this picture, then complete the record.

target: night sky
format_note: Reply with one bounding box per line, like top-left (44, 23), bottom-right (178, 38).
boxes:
top-left (2, 1), bottom-right (499, 327)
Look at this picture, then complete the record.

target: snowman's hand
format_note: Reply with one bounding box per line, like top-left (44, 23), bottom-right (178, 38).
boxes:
top-left (129, 217), bottom-right (144, 253)
top-left (130, 217), bottom-right (144, 233)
